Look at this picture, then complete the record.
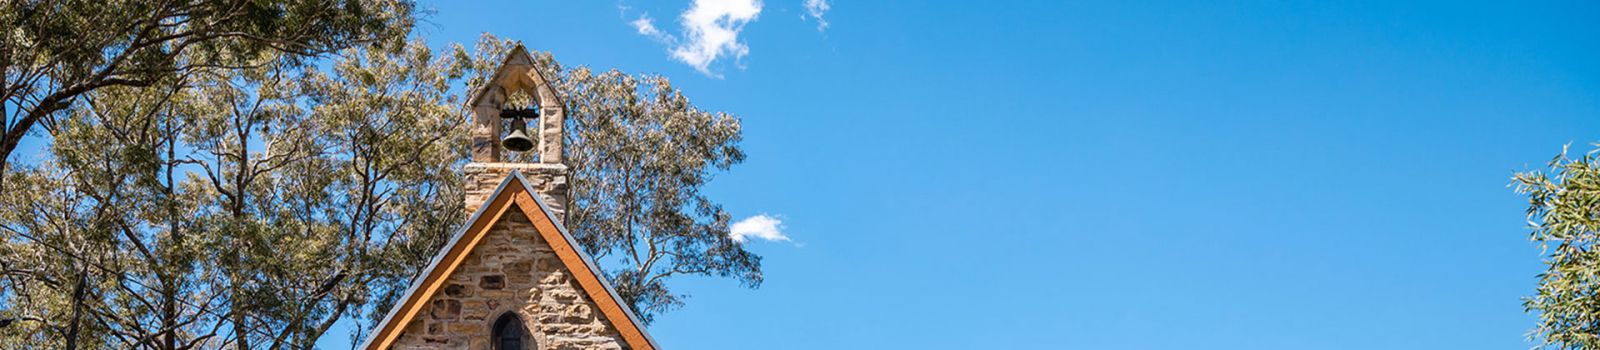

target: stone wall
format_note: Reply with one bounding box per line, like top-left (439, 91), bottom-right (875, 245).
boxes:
top-left (389, 208), bottom-right (627, 350)
top-left (464, 162), bottom-right (568, 221)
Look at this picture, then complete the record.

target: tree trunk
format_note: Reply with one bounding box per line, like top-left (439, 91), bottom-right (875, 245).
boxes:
top-left (63, 266), bottom-right (88, 350)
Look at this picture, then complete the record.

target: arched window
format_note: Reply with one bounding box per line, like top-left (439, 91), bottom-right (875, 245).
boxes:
top-left (492, 312), bottom-right (526, 350)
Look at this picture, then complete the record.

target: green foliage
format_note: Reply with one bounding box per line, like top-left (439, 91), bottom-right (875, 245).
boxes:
top-left (1516, 142), bottom-right (1600, 350)
top-left (0, 39), bottom-right (463, 349)
top-left (1, 0), bottom-right (416, 181)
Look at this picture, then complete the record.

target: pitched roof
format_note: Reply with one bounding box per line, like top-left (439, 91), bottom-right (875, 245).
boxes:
top-left (466, 44), bottom-right (565, 110)
top-left (360, 172), bottom-right (659, 350)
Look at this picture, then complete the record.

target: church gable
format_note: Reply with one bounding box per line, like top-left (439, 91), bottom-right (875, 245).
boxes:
top-left (393, 208), bottom-right (624, 349)
top-left (365, 173), bottom-right (657, 350)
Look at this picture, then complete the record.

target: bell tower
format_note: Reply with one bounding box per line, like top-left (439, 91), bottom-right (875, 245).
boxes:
top-left (463, 44), bottom-right (568, 219)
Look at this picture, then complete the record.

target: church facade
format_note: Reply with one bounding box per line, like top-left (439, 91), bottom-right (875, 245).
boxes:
top-left (360, 45), bottom-right (657, 350)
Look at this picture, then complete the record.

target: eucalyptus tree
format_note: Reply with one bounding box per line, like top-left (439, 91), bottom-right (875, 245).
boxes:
top-left (0, 0), bottom-right (415, 182)
top-left (0, 40), bottom-right (464, 349)
top-left (0, 74), bottom-right (214, 350)
top-left (1516, 143), bottom-right (1600, 350)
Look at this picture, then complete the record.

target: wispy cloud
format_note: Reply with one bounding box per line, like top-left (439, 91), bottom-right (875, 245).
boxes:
top-left (624, 0), bottom-right (763, 77)
top-left (630, 14), bottom-right (672, 42)
top-left (672, 0), bottom-right (763, 76)
top-left (802, 0), bottom-right (830, 31)
top-left (730, 214), bottom-right (789, 243)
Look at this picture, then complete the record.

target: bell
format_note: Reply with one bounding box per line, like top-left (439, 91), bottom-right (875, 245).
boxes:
top-left (501, 116), bottom-right (536, 152)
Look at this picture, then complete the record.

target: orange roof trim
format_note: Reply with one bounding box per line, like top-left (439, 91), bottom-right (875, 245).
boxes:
top-left (361, 172), bottom-right (659, 350)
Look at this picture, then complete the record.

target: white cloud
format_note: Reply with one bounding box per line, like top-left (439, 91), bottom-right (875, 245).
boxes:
top-left (730, 214), bottom-right (789, 243)
top-left (670, 0), bottom-right (762, 76)
top-left (630, 14), bottom-right (672, 42)
top-left (624, 0), bottom-right (763, 77)
top-left (802, 0), bottom-right (830, 31)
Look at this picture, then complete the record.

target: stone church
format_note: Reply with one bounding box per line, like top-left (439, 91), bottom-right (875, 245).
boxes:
top-left (360, 45), bottom-right (657, 350)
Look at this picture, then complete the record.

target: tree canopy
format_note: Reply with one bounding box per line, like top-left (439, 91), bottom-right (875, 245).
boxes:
top-left (1, 0), bottom-right (416, 181)
top-left (1515, 142), bottom-right (1600, 350)
top-left (0, 38), bottom-right (464, 349)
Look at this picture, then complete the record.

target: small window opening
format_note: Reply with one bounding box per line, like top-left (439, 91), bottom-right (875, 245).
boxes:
top-left (492, 312), bottom-right (526, 350)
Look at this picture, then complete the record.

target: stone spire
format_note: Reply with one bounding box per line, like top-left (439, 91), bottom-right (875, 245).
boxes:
top-left (463, 44), bottom-right (568, 220)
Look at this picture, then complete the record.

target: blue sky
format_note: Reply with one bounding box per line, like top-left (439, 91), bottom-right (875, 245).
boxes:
top-left (313, 0), bottom-right (1600, 349)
